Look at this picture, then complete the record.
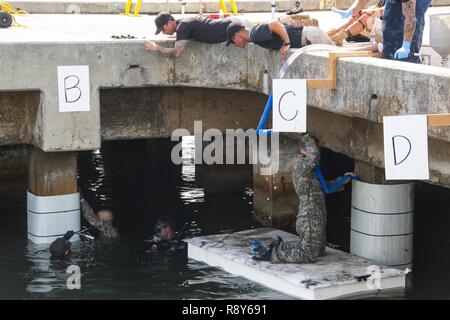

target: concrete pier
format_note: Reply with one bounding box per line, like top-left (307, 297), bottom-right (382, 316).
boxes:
top-left (1, 11), bottom-right (449, 184)
top-left (1, 10), bottom-right (450, 236)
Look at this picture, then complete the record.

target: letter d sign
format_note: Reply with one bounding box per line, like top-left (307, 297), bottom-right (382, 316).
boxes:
top-left (383, 115), bottom-right (429, 180)
top-left (57, 66), bottom-right (91, 112)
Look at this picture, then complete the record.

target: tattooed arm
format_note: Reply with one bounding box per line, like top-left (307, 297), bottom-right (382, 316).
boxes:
top-left (80, 198), bottom-right (103, 230)
top-left (394, 0), bottom-right (416, 59)
top-left (402, 0), bottom-right (416, 42)
top-left (144, 40), bottom-right (188, 59)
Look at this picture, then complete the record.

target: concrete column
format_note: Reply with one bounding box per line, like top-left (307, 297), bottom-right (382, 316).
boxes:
top-left (27, 146), bottom-right (80, 244)
top-left (352, 160), bottom-right (415, 268)
top-left (195, 138), bottom-right (253, 194)
top-left (253, 135), bottom-right (298, 230)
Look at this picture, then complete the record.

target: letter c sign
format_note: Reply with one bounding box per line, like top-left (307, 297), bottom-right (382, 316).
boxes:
top-left (272, 79), bottom-right (307, 133)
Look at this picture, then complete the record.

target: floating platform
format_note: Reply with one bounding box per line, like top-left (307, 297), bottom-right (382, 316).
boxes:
top-left (186, 228), bottom-right (409, 300)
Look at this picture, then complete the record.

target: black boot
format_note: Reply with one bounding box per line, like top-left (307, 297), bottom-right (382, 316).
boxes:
top-left (287, 2), bottom-right (303, 15)
top-left (252, 236), bottom-right (283, 261)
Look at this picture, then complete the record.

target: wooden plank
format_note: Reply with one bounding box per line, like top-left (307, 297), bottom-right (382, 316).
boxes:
top-left (28, 146), bottom-right (78, 196)
top-left (306, 51), bottom-right (373, 90)
top-left (428, 114), bottom-right (450, 127)
top-left (329, 51), bottom-right (373, 88)
top-left (307, 79), bottom-right (334, 89)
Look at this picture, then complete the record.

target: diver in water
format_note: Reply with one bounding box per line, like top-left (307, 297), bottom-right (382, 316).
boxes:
top-left (49, 229), bottom-right (96, 258)
top-left (49, 231), bottom-right (76, 258)
top-left (145, 217), bottom-right (189, 252)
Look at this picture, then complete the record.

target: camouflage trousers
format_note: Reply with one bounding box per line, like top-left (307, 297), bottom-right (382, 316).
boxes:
top-left (271, 207), bottom-right (326, 264)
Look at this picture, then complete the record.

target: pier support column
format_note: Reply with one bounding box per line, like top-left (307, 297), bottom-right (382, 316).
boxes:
top-left (253, 135), bottom-right (298, 230)
top-left (27, 146), bottom-right (80, 244)
top-left (352, 160), bottom-right (414, 268)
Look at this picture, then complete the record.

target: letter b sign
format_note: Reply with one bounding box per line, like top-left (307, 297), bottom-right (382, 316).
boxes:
top-left (57, 66), bottom-right (91, 112)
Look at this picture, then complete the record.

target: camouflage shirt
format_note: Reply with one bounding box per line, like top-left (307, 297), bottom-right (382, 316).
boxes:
top-left (271, 133), bottom-right (327, 263)
top-left (80, 200), bottom-right (120, 239)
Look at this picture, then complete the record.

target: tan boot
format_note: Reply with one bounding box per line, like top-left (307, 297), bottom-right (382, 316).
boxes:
top-left (327, 28), bottom-right (339, 38)
top-left (289, 14), bottom-right (310, 21)
top-left (331, 30), bottom-right (349, 46)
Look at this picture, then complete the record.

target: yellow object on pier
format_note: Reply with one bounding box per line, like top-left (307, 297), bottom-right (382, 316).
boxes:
top-left (0, 1), bottom-right (28, 27)
top-left (219, 0), bottom-right (238, 15)
top-left (124, 0), bottom-right (143, 16)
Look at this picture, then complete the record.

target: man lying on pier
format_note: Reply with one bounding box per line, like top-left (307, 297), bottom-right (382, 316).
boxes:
top-left (225, 20), bottom-right (335, 61)
top-left (253, 133), bottom-right (356, 263)
top-left (144, 11), bottom-right (319, 59)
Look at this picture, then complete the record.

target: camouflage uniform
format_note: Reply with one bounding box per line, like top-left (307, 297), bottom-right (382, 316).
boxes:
top-left (80, 199), bottom-right (120, 239)
top-left (271, 133), bottom-right (326, 263)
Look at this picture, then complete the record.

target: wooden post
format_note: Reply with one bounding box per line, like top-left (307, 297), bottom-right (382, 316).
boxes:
top-left (28, 146), bottom-right (77, 196)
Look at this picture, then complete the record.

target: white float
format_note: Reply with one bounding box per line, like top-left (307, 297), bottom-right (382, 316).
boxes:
top-left (350, 180), bottom-right (414, 268)
top-left (27, 192), bottom-right (80, 244)
top-left (186, 228), bottom-right (409, 300)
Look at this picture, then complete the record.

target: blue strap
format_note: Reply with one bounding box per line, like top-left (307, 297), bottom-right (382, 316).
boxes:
top-left (314, 165), bottom-right (360, 194)
top-left (256, 92), bottom-right (273, 136)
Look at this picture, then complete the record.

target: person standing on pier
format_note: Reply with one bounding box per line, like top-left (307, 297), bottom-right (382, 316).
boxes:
top-left (332, 0), bottom-right (432, 63)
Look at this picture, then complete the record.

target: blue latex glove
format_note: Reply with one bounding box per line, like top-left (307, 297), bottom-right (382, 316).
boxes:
top-left (250, 240), bottom-right (263, 253)
top-left (331, 7), bottom-right (354, 18)
top-left (394, 41), bottom-right (411, 60)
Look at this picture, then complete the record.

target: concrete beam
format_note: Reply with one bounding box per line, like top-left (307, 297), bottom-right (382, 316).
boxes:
top-left (1, 40), bottom-right (449, 150)
top-left (100, 87), bottom-right (267, 140)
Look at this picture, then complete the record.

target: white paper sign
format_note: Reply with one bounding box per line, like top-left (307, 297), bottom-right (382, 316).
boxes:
top-left (272, 79), bottom-right (307, 132)
top-left (57, 66), bottom-right (90, 112)
top-left (383, 115), bottom-right (429, 180)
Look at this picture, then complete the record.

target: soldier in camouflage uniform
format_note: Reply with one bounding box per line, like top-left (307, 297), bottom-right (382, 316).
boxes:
top-left (269, 133), bottom-right (354, 264)
top-left (80, 196), bottom-right (119, 239)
